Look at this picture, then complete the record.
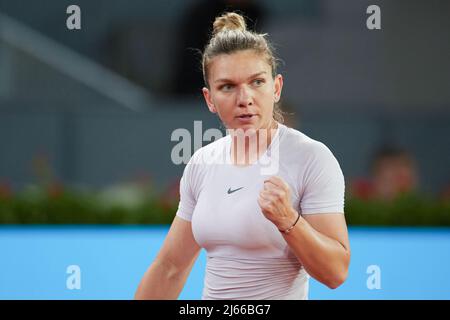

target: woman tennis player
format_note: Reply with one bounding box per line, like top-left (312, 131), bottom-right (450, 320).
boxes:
top-left (135, 12), bottom-right (350, 300)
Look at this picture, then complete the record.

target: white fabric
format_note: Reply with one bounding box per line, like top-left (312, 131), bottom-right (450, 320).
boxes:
top-left (176, 123), bottom-right (345, 300)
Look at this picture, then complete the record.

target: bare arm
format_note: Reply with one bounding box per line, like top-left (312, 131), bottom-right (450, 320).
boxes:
top-left (134, 216), bottom-right (201, 299)
top-left (281, 211), bottom-right (351, 289)
top-left (258, 176), bottom-right (350, 289)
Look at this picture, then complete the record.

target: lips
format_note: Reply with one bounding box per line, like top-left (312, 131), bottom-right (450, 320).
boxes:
top-left (237, 114), bottom-right (254, 118)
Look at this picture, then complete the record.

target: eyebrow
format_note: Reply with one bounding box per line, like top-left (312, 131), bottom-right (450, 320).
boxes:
top-left (214, 71), bottom-right (267, 84)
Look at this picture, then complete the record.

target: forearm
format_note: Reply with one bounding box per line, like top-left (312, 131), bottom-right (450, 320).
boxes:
top-left (281, 214), bottom-right (350, 289)
top-left (134, 260), bottom-right (191, 300)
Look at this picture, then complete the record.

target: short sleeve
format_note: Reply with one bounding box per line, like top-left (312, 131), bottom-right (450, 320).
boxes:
top-left (175, 153), bottom-right (200, 222)
top-left (299, 142), bottom-right (345, 215)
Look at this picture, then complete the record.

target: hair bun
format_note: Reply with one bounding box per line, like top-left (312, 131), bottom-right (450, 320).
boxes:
top-left (213, 12), bottom-right (247, 36)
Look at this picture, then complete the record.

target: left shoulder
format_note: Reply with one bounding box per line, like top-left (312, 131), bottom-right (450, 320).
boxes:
top-left (279, 124), bottom-right (338, 163)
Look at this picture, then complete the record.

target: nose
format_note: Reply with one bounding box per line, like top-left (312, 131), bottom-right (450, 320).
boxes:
top-left (236, 86), bottom-right (253, 107)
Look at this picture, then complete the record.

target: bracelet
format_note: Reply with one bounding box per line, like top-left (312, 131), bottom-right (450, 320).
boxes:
top-left (279, 212), bottom-right (301, 234)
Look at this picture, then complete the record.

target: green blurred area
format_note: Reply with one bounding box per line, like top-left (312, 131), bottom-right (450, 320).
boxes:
top-left (1, 183), bottom-right (449, 226)
top-left (345, 194), bottom-right (450, 226)
top-left (0, 183), bottom-right (178, 225)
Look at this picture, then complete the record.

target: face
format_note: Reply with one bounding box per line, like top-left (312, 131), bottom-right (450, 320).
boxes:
top-left (202, 50), bottom-right (283, 132)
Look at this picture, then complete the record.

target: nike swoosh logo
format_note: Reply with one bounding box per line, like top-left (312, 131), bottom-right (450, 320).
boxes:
top-left (227, 187), bottom-right (244, 194)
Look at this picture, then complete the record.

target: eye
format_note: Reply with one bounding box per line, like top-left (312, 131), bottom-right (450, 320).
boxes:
top-left (252, 79), bottom-right (265, 86)
top-left (220, 84), bottom-right (234, 92)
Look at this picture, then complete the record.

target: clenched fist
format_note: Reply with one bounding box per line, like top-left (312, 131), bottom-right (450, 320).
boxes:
top-left (257, 176), bottom-right (299, 232)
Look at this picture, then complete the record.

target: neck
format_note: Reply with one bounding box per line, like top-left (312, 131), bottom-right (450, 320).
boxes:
top-left (230, 120), bottom-right (279, 166)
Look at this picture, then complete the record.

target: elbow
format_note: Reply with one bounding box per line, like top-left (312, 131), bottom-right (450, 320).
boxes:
top-left (326, 270), bottom-right (348, 289)
top-left (315, 269), bottom-right (348, 289)
top-left (325, 253), bottom-right (350, 289)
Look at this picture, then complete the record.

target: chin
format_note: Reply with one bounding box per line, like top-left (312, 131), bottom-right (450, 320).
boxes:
top-left (234, 124), bottom-right (259, 133)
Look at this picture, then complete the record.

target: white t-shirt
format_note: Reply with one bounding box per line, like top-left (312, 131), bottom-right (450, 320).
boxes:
top-left (176, 123), bottom-right (345, 300)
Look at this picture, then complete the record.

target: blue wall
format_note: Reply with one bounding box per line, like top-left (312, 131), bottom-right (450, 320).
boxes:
top-left (1, 226), bottom-right (449, 299)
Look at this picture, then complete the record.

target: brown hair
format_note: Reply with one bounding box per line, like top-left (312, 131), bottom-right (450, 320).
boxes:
top-left (202, 12), bottom-right (284, 123)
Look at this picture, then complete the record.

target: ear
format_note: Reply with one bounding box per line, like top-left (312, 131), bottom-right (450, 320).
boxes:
top-left (202, 87), bottom-right (217, 113)
top-left (273, 74), bottom-right (283, 103)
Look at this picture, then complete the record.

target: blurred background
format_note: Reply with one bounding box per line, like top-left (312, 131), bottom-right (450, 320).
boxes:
top-left (0, 0), bottom-right (450, 299)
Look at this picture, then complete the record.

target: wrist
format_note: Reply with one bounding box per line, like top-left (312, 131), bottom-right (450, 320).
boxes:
top-left (277, 208), bottom-right (300, 234)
